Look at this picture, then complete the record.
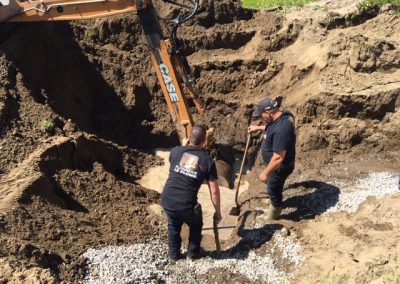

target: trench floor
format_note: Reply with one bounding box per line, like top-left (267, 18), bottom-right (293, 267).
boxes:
top-left (138, 149), bottom-right (250, 241)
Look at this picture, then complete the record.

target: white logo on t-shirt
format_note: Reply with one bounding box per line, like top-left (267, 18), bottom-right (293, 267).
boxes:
top-left (174, 153), bottom-right (199, 178)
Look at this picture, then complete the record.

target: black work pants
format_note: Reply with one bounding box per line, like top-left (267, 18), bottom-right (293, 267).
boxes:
top-left (164, 205), bottom-right (203, 259)
top-left (266, 168), bottom-right (293, 207)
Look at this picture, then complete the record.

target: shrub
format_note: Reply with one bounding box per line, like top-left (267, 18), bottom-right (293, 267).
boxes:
top-left (41, 119), bottom-right (55, 133)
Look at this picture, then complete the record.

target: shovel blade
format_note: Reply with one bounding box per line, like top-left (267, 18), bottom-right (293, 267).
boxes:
top-left (229, 206), bottom-right (240, 216)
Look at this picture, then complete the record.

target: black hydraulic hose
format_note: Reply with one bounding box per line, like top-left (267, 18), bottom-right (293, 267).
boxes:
top-left (161, 0), bottom-right (193, 10)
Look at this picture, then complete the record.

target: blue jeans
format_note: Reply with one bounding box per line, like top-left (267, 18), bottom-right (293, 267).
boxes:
top-left (267, 168), bottom-right (293, 207)
top-left (164, 206), bottom-right (203, 259)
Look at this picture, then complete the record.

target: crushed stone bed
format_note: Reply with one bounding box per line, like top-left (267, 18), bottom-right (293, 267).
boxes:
top-left (327, 172), bottom-right (399, 213)
top-left (83, 172), bottom-right (399, 283)
top-left (83, 231), bottom-right (302, 284)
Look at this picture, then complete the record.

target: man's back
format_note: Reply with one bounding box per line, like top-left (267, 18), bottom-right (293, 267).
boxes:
top-left (161, 146), bottom-right (217, 212)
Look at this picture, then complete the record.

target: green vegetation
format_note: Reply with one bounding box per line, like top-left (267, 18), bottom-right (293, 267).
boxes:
top-left (241, 0), bottom-right (400, 11)
top-left (357, 0), bottom-right (400, 10)
top-left (241, 0), bottom-right (316, 9)
top-left (40, 119), bottom-right (55, 133)
top-left (383, 268), bottom-right (400, 284)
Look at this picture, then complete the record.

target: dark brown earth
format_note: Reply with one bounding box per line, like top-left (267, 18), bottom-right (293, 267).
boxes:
top-left (0, 0), bottom-right (399, 283)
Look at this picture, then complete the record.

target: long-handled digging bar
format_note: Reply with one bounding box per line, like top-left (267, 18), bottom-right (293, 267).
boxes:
top-left (213, 215), bottom-right (221, 253)
top-left (229, 133), bottom-right (251, 216)
top-left (206, 182), bottom-right (221, 253)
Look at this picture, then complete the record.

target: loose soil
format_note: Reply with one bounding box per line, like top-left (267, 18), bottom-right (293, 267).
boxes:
top-left (0, 0), bottom-right (399, 283)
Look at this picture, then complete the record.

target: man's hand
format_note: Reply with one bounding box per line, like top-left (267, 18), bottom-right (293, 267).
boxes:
top-left (259, 170), bottom-right (268, 182)
top-left (181, 138), bottom-right (189, 146)
top-left (248, 125), bottom-right (264, 133)
top-left (259, 152), bottom-right (285, 182)
top-left (213, 212), bottom-right (222, 225)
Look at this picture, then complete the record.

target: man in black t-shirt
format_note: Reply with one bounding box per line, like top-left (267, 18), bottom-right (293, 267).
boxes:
top-left (248, 97), bottom-right (296, 220)
top-left (161, 125), bottom-right (222, 262)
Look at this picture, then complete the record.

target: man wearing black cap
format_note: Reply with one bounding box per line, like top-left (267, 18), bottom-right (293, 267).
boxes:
top-left (248, 97), bottom-right (296, 220)
top-left (161, 125), bottom-right (222, 263)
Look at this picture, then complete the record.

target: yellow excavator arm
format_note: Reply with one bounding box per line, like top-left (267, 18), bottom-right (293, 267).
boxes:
top-left (2, 0), bottom-right (147, 22)
top-left (0, 0), bottom-right (233, 188)
top-left (0, 0), bottom-right (203, 142)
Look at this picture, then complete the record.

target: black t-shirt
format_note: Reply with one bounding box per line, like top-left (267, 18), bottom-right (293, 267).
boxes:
top-left (161, 145), bottom-right (218, 212)
top-left (261, 110), bottom-right (296, 172)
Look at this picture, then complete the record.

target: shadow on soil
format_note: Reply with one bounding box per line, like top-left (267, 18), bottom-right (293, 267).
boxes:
top-left (204, 180), bottom-right (339, 259)
top-left (207, 211), bottom-right (283, 260)
top-left (19, 135), bottom-right (147, 212)
top-left (281, 180), bottom-right (340, 221)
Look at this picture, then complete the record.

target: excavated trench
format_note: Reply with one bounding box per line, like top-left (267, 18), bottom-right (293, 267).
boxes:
top-left (0, 0), bottom-right (400, 283)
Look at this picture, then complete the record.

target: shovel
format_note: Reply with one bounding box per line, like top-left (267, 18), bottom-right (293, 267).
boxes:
top-left (229, 133), bottom-right (251, 216)
top-left (213, 215), bottom-right (221, 253)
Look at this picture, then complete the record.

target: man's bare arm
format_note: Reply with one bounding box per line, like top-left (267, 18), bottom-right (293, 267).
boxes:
top-left (208, 179), bottom-right (222, 223)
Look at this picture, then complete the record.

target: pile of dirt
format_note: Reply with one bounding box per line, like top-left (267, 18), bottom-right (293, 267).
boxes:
top-left (0, 0), bottom-right (399, 282)
top-left (0, 134), bottom-right (162, 282)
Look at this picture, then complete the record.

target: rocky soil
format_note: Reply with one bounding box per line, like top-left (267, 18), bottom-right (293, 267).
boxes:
top-left (0, 0), bottom-right (399, 283)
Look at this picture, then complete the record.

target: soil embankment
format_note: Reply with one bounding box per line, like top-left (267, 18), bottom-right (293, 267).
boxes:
top-left (0, 0), bottom-right (399, 282)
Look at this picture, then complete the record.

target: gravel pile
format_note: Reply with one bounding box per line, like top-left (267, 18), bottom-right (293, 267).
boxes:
top-left (83, 172), bottom-right (399, 283)
top-left (283, 171), bottom-right (399, 218)
top-left (83, 232), bottom-right (300, 283)
top-left (326, 172), bottom-right (399, 213)
top-left (272, 233), bottom-right (303, 266)
top-left (175, 250), bottom-right (285, 282)
top-left (83, 241), bottom-right (170, 284)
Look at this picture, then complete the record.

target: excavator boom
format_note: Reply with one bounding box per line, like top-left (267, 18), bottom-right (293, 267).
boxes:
top-left (3, 0), bottom-right (147, 21)
top-left (0, 0), bottom-right (233, 188)
top-left (0, 0), bottom-right (198, 140)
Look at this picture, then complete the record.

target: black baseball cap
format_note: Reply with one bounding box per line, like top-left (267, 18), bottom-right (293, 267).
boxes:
top-left (252, 98), bottom-right (278, 117)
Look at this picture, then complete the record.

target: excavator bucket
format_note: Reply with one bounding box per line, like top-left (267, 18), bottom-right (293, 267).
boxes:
top-left (140, 0), bottom-right (234, 189)
top-left (215, 159), bottom-right (232, 188)
top-left (204, 128), bottom-right (234, 189)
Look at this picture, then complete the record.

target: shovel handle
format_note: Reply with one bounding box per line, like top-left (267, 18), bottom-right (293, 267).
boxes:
top-left (234, 133), bottom-right (251, 207)
top-left (213, 217), bottom-right (221, 252)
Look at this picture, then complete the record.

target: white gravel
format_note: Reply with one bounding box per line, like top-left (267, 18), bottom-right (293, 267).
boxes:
top-left (174, 250), bottom-right (285, 282)
top-left (83, 241), bottom-right (169, 284)
top-left (83, 171), bottom-right (399, 284)
top-left (326, 172), bottom-right (399, 213)
top-left (83, 231), bottom-right (301, 284)
top-left (273, 233), bottom-right (303, 266)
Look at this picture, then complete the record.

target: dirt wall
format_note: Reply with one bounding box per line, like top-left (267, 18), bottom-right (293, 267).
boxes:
top-left (0, 0), bottom-right (399, 282)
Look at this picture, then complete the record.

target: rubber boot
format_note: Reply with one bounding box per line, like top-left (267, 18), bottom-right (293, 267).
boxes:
top-left (266, 204), bottom-right (282, 220)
